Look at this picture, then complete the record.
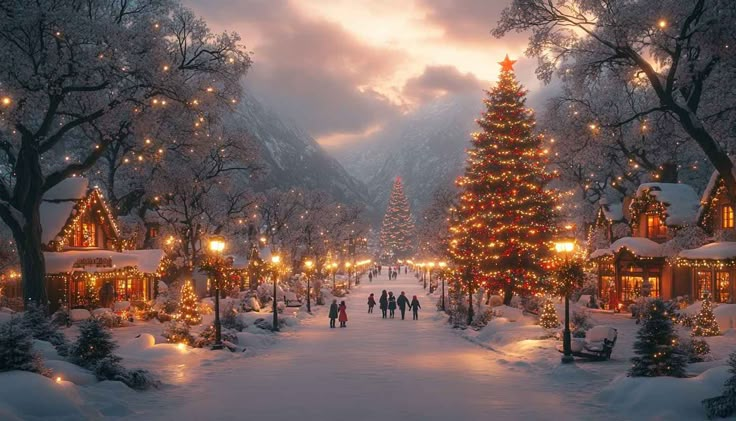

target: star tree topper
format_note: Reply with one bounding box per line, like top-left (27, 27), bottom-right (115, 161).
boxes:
top-left (499, 54), bottom-right (516, 72)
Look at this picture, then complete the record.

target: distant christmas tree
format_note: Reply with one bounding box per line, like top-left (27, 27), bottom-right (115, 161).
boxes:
top-left (692, 291), bottom-right (720, 337)
top-left (629, 299), bottom-right (687, 377)
top-left (448, 55), bottom-right (557, 306)
top-left (539, 299), bottom-right (560, 329)
top-left (380, 177), bottom-right (415, 258)
top-left (703, 351), bottom-right (736, 418)
top-left (178, 280), bottom-right (201, 326)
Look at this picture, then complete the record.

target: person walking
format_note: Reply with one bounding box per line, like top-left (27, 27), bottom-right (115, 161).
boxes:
top-left (367, 293), bottom-right (376, 313)
top-left (404, 266), bottom-right (407, 274)
top-left (397, 291), bottom-right (410, 320)
top-left (379, 290), bottom-right (388, 319)
top-left (329, 299), bottom-right (339, 328)
top-left (368, 271), bottom-right (373, 283)
top-left (338, 300), bottom-right (348, 327)
top-left (388, 291), bottom-right (397, 319)
top-left (411, 295), bottom-right (421, 320)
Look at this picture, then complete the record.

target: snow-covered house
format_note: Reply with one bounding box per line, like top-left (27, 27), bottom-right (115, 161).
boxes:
top-left (676, 170), bottom-right (736, 303)
top-left (591, 183), bottom-right (700, 307)
top-left (592, 198), bottom-right (627, 243)
top-left (39, 177), bottom-right (165, 311)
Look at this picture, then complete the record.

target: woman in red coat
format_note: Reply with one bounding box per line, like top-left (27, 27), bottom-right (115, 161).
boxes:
top-left (338, 300), bottom-right (348, 328)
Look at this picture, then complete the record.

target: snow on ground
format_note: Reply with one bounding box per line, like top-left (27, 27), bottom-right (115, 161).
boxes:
top-left (3, 271), bottom-right (736, 420)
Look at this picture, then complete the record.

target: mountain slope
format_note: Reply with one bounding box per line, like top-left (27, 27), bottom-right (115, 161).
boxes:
top-left (332, 93), bottom-right (481, 219)
top-left (232, 92), bottom-right (374, 211)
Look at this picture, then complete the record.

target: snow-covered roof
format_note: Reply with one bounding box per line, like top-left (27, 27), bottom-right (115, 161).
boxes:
top-left (44, 249), bottom-right (165, 274)
top-left (636, 183), bottom-right (700, 226)
top-left (679, 242), bottom-right (736, 261)
top-left (589, 248), bottom-right (613, 260)
top-left (43, 177), bottom-right (89, 201)
top-left (40, 202), bottom-right (77, 244)
top-left (610, 237), bottom-right (667, 258)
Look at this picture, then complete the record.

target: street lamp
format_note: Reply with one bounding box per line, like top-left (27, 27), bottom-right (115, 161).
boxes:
top-left (439, 262), bottom-right (447, 311)
top-left (330, 262), bottom-right (338, 289)
top-left (208, 236), bottom-right (226, 350)
top-left (554, 238), bottom-right (577, 364)
top-left (345, 262), bottom-right (352, 289)
top-left (271, 254), bottom-right (281, 332)
top-left (304, 260), bottom-right (314, 313)
top-left (428, 262), bottom-right (436, 292)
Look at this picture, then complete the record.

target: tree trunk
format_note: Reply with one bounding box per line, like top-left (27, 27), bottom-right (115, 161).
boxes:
top-left (503, 282), bottom-right (514, 306)
top-left (15, 224), bottom-right (48, 309)
top-left (467, 287), bottom-right (474, 326)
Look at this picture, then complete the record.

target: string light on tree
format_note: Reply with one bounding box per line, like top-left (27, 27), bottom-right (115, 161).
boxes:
top-left (692, 291), bottom-right (720, 337)
top-left (379, 177), bottom-right (416, 259)
top-left (178, 280), bottom-right (202, 326)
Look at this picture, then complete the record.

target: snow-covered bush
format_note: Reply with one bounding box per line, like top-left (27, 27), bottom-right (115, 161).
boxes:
top-left (21, 303), bottom-right (68, 356)
top-left (221, 301), bottom-right (246, 331)
top-left (162, 320), bottom-right (194, 346)
top-left (703, 351), bottom-right (736, 418)
top-left (0, 317), bottom-right (49, 375)
top-left (93, 311), bottom-right (124, 328)
top-left (192, 325), bottom-right (238, 348)
top-left (520, 294), bottom-right (543, 314)
top-left (571, 308), bottom-right (594, 336)
top-left (51, 306), bottom-right (71, 327)
top-left (471, 309), bottom-right (494, 329)
top-left (94, 356), bottom-right (159, 390)
top-left (677, 337), bottom-right (710, 363)
top-left (69, 319), bottom-right (117, 369)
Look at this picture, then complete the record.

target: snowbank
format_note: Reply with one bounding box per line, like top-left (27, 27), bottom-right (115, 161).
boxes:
top-left (45, 360), bottom-right (97, 386)
top-left (472, 317), bottom-right (548, 349)
top-left (236, 332), bottom-right (276, 349)
top-left (117, 333), bottom-right (188, 361)
top-left (33, 339), bottom-right (64, 361)
top-left (0, 371), bottom-right (93, 419)
top-left (600, 367), bottom-right (730, 419)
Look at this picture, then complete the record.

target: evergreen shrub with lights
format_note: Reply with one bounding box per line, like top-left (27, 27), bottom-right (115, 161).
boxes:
top-left (22, 303), bottom-right (68, 356)
top-left (448, 56), bottom-right (558, 308)
top-left (379, 177), bottom-right (416, 259)
top-left (629, 299), bottom-right (687, 378)
top-left (70, 318), bottom-right (118, 369)
top-left (178, 280), bottom-right (201, 326)
top-left (162, 320), bottom-right (194, 346)
top-left (539, 299), bottom-right (560, 329)
top-left (692, 292), bottom-right (720, 337)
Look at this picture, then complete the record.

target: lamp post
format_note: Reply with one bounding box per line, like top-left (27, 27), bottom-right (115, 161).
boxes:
top-left (271, 255), bottom-right (281, 332)
top-left (439, 262), bottom-right (447, 311)
top-left (428, 262), bottom-right (436, 292)
top-left (345, 262), bottom-right (352, 290)
top-left (208, 236), bottom-right (226, 350)
top-left (331, 262), bottom-right (338, 290)
top-left (304, 260), bottom-right (313, 313)
top-left (554, 238), bottom-right (576, 364)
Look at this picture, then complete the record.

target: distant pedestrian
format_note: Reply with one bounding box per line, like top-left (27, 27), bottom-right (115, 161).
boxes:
top-left (367, 293), bottom-right (376, 313)
top-left (378, 265), bottom-right (382, 275)
top-left (338, 301), bottom-right (348, 328)
top-left (392, 270), bottom-right (397, 280)
top-left (397, 291), bottom-right (410, 320)
top-left (368, 271), bottom-right (373, 282)
top-left (379, 290), bottom-right (388, 318)
top-left (388, 292), bottom-right (397, 318)
top-left (329, 299), bottom-right (338, 328)
top-left (404, 267), bottom-right (407, 274)
top-left (411, 296), bottom-right (421, 320)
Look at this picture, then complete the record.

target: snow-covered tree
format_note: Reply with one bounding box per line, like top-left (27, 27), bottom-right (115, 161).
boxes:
top-left (21, 303), bottom-right (67, 354)
top-left (0, 317), bottom-right (48, 375)
top-left (415, 186), bottom-right (456, 260)
top-left (0, 0), bottom-right (251, 307)
top-left (379, 177), bottom-right (416, 259)
top-left (703, 351), bottom-right (736, 418)
top-left (70, 319), bottom-right (118, 369)
top-left (495, 0), bottom-right (736, 201)
top-left (629, 299), bottom-right (687, 377)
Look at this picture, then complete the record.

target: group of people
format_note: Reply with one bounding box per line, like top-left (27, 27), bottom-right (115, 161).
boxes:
top-left (328, 300), bottom-right (348, 328)
top-left (368, 290), bottom-right (420, 320)
top-left (367, 265), bottom-right (406, 282)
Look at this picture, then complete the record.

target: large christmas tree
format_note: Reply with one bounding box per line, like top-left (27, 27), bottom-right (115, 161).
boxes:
top-left (380, 177), bottom-right (415, 259)
top-left (449, 55), bottom-right (557, 306)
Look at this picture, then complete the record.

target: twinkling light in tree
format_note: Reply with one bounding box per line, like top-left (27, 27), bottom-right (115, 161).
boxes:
top-left (448, 55), bottom-right (558, 305)
top-left (178, 280), bottom-right (201, 326)
top-left (380, 177), bottom-right (415, 259)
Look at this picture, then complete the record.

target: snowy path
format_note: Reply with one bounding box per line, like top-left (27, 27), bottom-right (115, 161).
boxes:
top-left (124, 272), bottom-right (611, 420)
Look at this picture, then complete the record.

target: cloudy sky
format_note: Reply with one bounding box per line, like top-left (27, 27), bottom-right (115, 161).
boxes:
top-left (185, 0), bottom-right (548, 148)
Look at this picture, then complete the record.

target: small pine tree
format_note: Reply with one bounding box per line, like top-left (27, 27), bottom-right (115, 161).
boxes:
top-left (703, 351), bottom-right (736, 418)
top-left (629, 299), bottom-right (687, 378)
top-left (539, 299), bottom-right (560, 329)
top-left (692, 292), bottom-right (720, 337)
top-left (22, 303), bottom-right (68, 355)
top-left (162, 320), bottom-right (194, 345)
top-left (70, 318), bottom-right (118, 369)
top-left (0, 317), bottom-right (48, 375)
top-left (178, 280), bottom-right (201, 326)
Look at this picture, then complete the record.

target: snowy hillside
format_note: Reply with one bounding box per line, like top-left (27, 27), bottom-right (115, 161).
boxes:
top-left (232, 92), bottom-right (374, 211)
top-left (331, 93), bottom-right (481, 217)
